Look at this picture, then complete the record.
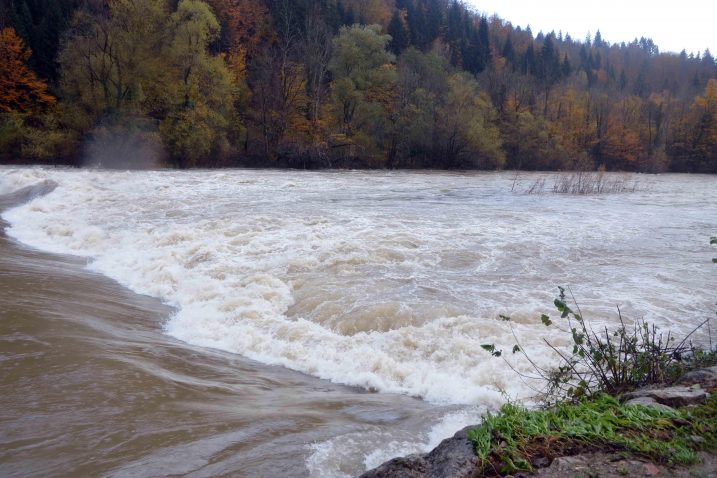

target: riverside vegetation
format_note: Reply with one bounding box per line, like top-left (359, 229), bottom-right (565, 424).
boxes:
top-left (464, 239), bottom-right (717, 476)
top-left (1, 0), bottom-right (717, 171)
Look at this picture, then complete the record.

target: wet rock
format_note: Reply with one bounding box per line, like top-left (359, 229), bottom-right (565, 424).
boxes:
top-left (624, 386), bottom-right (707, 407)
top-left (677, 366), bottom-right (717, 390)
top-left (359, 455), bottom-right (427, 478)
top-left (359, 426), bottom-right (480, 478)
top-left (625, 396), bottom-right (675, 412)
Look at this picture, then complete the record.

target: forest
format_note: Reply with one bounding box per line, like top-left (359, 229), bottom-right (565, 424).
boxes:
top-left (1, 0), bottom-right (716, 172)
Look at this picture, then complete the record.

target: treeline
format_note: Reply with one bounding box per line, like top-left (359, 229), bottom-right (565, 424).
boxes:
top-left (1, 0), bottom-right (716, 172)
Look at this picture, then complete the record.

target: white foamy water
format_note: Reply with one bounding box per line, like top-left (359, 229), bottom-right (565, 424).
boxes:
top-left (1, 168), bottom-right (715, 410)
top-left (306, 406), bottom-right (487, 477)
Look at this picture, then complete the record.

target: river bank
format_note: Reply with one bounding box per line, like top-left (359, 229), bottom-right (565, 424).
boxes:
top-left (361, 369), bottom-right (717, 478)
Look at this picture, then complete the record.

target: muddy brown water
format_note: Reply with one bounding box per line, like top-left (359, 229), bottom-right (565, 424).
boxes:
top-left (0, 186), bottom-right (440, 478)
top-left (1, 169), bottom-right (715, 478)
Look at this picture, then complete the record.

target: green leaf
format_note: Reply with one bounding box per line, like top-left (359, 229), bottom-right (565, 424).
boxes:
top-left (481, 344), bottom-right (503, 357)
top-left (711, 237), bottom-right (717, 245)
top-left (541, 314), bottom-right (553, 326)
top-left (481, 344), bottom-right (495, 353)
top-left (500, 315), bottom-right (512, 322)
top-left (554, 299), bottom-right (571, 318)
top-left (512, 345), bottom-right (521, 354)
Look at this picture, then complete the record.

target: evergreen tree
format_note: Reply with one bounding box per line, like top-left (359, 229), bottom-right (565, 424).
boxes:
top-left (477, 16), bottom-right (491, 71)
top-left (594, 30), bottom-right (604, 48)
top-left (387, 10), bottom-right (409, 55)
top-left (522, 43), bottom-right (536, 75)
top-left (561, 54), bottom-right (571, 78)
top-left (502, 36), bottom-right (514, 65)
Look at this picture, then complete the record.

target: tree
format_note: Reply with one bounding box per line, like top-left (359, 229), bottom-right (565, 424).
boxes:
top-left (301, 3), bottom-right (332, 141)
top-left (59, 0), bottom-right (236, 166)
top-left (690, 79), bottom-right (717, 171)
top-left (58, 0), bottom-right (171, 117)
top-left (329, 24), bottom-right (395, 137)
top-left (6, 0), bottom-right (81, 81)
top-left (387, 10), bottom-right (409, 55)
top-left (0, 27), bottom-right (54, 112)
top-left (436, 73), bottom-right (505, 169)
top-left (250, 0), bottom-right (310, 160)
top-left (207, 0), bottom-right (271, 59)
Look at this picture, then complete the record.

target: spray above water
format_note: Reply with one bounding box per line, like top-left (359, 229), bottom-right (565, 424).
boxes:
top-left (81, 116), bottom-right (166, 170)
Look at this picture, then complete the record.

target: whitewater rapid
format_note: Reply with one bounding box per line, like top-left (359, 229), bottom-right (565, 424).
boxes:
top-left (1, 168), bottom-right (715, 410)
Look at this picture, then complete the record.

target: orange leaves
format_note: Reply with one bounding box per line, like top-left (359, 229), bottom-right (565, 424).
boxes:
top-left (600, 96), bottom-right (645, 166)
top-left (0, 27), bottom-right (55, 113)
top-left (208, 0), bottom-right (271, 55)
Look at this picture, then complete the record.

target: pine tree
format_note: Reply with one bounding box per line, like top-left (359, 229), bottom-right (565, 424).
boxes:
top-left (387, 10), bottom-right (408, 55)
top-left (477, 16), bottom-right (491, 72)
top-left (502, 36), bottom-right (514, 64)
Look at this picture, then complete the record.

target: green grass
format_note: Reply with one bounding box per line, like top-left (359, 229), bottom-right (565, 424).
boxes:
top-left (467, 392), bottom-right (717, 476)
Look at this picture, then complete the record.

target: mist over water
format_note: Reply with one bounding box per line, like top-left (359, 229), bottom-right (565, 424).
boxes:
top-left (81, 118), bottom-right (166, 170)
top-left (1, 167), bottom-right (715, 476)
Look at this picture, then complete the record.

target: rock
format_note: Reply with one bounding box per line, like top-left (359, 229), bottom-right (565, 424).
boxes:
top-left (549, 455), bottom-right (590, 471)
top-left (359, 456), bottom-right (427, 478)
top-left (359, 426), bottom-right (480, 478)
top-left (519, 451), bottom-right (717, 478)
top-left (643, 462), bottom-right (661, 476)
top-left (532, 456), bottom-right (551, 468)
top-left (677, 366), bottom-right (717, 390)
top-left (624, 386), bottom-right (707, 407)
top-left (625, 396), bottom-right (675, 412)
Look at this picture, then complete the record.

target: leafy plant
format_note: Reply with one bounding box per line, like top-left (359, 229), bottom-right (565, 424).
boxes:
top-left (483, 286), bottom-right (712, 403)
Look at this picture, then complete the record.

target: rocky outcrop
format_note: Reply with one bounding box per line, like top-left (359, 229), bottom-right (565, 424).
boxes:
top-left (621, 365), bottom-right (717, 410)
top-left (623, 385), bottom-right (708, 407)
top-left (677, 366), bottom-right (717, 389)
top-left (624, 395), bottom-right (676, 411)
top-left (358, 426), bottom-right (480, 478)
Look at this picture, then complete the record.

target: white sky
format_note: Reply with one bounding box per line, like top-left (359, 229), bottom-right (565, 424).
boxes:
top-left (466, 0), bottom-right (715, 55)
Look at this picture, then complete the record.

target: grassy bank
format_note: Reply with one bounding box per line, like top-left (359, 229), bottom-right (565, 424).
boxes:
top-left (468, 239), bottom-right (717, 477)
top-left (468, 392), bottom-right (717, 476)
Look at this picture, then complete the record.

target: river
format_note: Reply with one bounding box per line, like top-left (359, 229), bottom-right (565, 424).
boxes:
top-left (0, 168), bottom-right (715, 477)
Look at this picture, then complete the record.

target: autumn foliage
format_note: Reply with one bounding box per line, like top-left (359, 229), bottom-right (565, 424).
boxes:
top-left (0, 27), bottom-right (55, 113)
top-left (1, 0), bottom-right (716, 171)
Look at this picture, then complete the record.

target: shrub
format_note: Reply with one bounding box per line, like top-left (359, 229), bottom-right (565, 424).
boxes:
top-left (483, 286), bottom-right (714, 403)
top-left (521, 170), bottom-right (640, 195)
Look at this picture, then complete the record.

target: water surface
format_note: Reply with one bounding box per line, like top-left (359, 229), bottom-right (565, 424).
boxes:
top-left (0, 169), bottom-right (714, 477)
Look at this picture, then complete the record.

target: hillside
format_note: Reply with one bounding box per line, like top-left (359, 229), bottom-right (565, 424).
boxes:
top-left (1, 0), bottom-right (716, 171)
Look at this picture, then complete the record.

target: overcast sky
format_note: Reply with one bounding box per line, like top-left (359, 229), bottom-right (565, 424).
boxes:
top-left (466, 0), bottom-right (715, 55)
